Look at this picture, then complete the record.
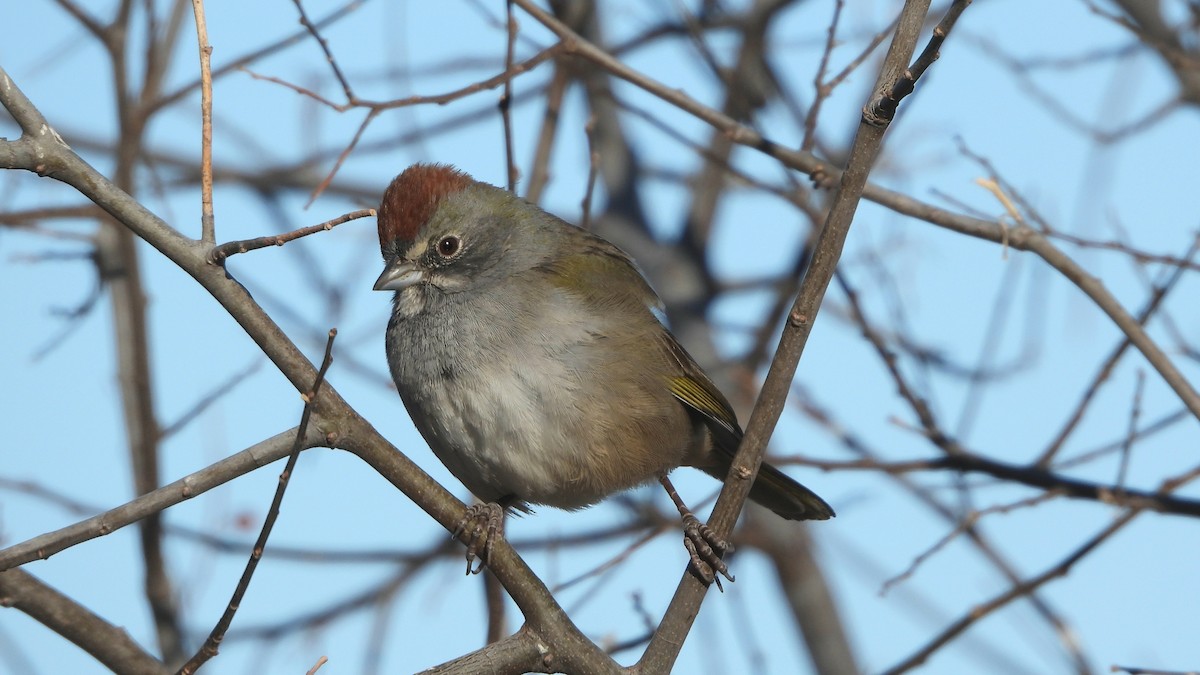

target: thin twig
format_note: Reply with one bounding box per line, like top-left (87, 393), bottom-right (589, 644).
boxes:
top-left (191, 0), bottom-right (215, 244)
top-left (801, 0), bottom-right (844, 152)
top-left (580, 114), bottom-right (599, 229)
top-left (207, 209), bottom-right (374, 263)
top-left (160, 359), bottom-right (265, 439)
top-left (177, 329), bottom-right (338, 675)
top-left (880, 491), bottom-right (1061, 594)
top-left (305, 110), bottom-right (379, 208)
top-left (883, 509), bottom-right (1140, 674)
top-left (243, 45), bottom-right (562, 113)
top-left (865, 0), bottom-right (972, 125)
top-left (152, 1), bottom-right (365, 113)
top-left (1036, 233), bottom-right (1200, 466)
top-left (524, 64), bottom-right (570, 203)
top-left (1116, 371), bottom-right (1146, 490)
top-left (501, 0), bottom-right (518, 192)
top-left (291, 0), bottom-right (355, 102)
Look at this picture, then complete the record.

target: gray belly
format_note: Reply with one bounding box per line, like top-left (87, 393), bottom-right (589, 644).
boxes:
top-left (387, 286), bottom-right (689, 510)
top-left (407, 360), bottom-right (633, 509)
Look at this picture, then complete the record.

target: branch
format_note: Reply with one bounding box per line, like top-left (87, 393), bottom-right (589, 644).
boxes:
top-left (207, 208), bottom-right (375, 263)
top-left (0, 427), bottom-right (319, 571)
top-left (190, 0), bottom-right (215, 243)
top-left (418, 627), bottom-right (552, 675)
top-left (632, 0), bottom-right (937, 669)
top-left (882, 509), bottom-right (1140, 674)
top-left (179, 329), bottom-right (339, 674)
top-left (0, 568), bottom-right (167, 674)
top-left (864, 0), bottom-right (972, 125)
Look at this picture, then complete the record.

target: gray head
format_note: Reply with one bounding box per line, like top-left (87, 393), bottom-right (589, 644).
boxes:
top-left (373, 163), bottom-right (556, 315)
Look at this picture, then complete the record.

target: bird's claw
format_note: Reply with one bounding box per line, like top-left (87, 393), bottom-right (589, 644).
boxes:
top-left (453, 502), bottom-right (505, 575)
top-left (681, 513), bottom-right (735, 591)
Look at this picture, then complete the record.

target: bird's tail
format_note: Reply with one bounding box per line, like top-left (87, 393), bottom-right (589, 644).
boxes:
top-left (699, 459), bottom-right (835, 521)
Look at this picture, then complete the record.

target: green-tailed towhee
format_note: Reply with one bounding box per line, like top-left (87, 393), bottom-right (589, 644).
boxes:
top-left (374, 163), bottom-right (833, 585)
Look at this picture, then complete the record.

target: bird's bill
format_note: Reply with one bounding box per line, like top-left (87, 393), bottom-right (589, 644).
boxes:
top-left (373, 259), bottom-right (424, 291)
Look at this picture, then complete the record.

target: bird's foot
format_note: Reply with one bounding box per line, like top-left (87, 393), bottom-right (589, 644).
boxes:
top-left (452, 502), bottom-right (505, 575)
top-left (681, 512), bottom-right (735, 592)
top-left (658, 474), bottom-right (735, 590)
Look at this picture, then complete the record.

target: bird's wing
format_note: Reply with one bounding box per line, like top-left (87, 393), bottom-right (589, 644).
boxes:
top-left (659, 329), bottom-right (743, 451)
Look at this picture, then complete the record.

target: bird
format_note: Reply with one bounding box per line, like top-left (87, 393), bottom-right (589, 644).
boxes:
top-left (373, 163), bottom-right (833, 585)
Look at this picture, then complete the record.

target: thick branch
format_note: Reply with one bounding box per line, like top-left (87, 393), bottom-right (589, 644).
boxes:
top-left (0, 427), bottom-right (318, 570)
top-left (638, 0), bottom-right (933, 669)
top-left (0, 568), bottom-right (167, 674)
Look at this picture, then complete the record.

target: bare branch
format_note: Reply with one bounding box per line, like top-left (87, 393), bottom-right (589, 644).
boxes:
top-left (190, 0), bottom-right (215, 243)
top-left (179, 329), bottom-right (339, 674)
top-left (207, 208), bottom-right (375, 263)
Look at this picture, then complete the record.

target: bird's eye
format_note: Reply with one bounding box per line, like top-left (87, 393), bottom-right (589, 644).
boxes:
top-left (437, 235), bottom-right (461, 257)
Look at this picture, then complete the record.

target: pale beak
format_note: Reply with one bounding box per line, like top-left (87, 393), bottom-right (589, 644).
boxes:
top-left (373, 259), bottom-right (424, 291)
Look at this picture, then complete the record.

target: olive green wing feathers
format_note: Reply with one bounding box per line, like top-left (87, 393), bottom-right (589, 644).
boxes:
top-left (537, 226), bottom-right (834, 520)
top-left (661, 327), bottom-right (835, 521)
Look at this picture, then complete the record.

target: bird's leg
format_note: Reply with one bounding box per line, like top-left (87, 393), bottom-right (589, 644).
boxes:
top-left (453, 501), bottom-right (506, 575)
top-left (658, 474), bottom-right (735, 590)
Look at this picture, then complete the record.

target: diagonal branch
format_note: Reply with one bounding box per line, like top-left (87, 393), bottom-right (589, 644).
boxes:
top-left (0, 568), bottom-right (167, 674)
top-left (635, 0), bottom-right (936, 669)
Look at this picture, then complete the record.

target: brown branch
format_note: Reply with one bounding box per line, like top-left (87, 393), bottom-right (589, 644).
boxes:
top-left (51, 0), bottom-right (107, 39)
top-left (1105, 0), bottom-right (1200, 106)
top-left (305, 110), bottom-right (380, 207)
top-left (0, 204), bottom-right (104, 228)
top-left (0, 568), bottom-right (167, 674)
top-left (1045, 229), bottom-right (1200, 273)
top-left (152, 1), bottom-right (365, 113)
top-left (0, 427), bottom-right (318, 570)
top-left (178, 329), bottom-right (338, 674)
top-left (1036, 234), bottom-right (1200, 465)
top-left (244, 44), bottom-right (563, 113)
top-left (1112, 666), bottom-right (1200, 675)
top-left (786, 437), bottom-right (1200, 518)
top-left (932, 454), bottom-right (1200, 517)
top-left (634, 0), bottom-right (935, 669)
top-left (291, 0), bottom-right (355, 102)
top-left (191, 0), bottom-right (215, 243)
top-left (882, 509), bottom-right (1140, 674)
top-left (418, 627), bottom-right (553, 675)
top-left (207, 208), bottom-right (375, 263)
top-left (865, 0), bottom-right (972, 126)
top-left (801, 0), bottom-right (846, 153)
top-left (484, 570), bottom-right (508, 645)
top-left (524, 63), bottom-right (570, 203)
top-left (501, 0), bottom-right (518, 192)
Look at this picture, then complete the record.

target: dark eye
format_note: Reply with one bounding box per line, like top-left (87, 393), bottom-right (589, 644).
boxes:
top-left (437, 235), bottom-right (461, 257)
